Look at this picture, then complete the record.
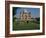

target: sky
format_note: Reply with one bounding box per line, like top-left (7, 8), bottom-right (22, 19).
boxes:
top-left (13, 7), bottom-right (40, 18)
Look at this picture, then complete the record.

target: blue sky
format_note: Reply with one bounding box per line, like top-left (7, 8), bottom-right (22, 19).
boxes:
top-left (13, 7), bottom-right (40, 18)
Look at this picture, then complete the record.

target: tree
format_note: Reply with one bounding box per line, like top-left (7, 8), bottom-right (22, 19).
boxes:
top-left (35, 17), bottom-right (40, 21)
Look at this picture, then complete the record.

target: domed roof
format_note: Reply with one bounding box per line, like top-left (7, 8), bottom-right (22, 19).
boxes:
top-left (20, 9), bottom-right (30, 14)
top-left (24, 9), bottom-right (28, 13)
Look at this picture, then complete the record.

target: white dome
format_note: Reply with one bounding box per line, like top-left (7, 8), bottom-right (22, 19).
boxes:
top-left (21, 9), bottom-right (28, 14)
top-left (24, 9), bottom-right (28, 13)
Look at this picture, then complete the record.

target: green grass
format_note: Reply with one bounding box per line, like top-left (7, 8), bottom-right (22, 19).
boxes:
top-left (13, 21), bottom-right (40, 31)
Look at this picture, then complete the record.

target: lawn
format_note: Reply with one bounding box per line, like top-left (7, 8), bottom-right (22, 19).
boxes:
top-left (13, 21), bottom-right (40, 31)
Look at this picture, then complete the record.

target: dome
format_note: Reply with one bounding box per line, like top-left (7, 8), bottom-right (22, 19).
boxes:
top-left (20, 9), bottom-right (29, 14)
top-left (24, 9), bottom-right (28, 13)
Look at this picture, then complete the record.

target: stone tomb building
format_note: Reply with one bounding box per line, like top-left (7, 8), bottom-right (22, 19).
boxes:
top-left (20, 9), bottom-right (31, 22)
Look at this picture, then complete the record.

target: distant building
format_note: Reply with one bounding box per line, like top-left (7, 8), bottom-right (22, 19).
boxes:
top-left (20, 9), bottom-right (31, 22)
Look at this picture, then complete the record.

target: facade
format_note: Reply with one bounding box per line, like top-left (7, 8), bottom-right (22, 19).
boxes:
top-left (20, 9), bottom-right (31, 22)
